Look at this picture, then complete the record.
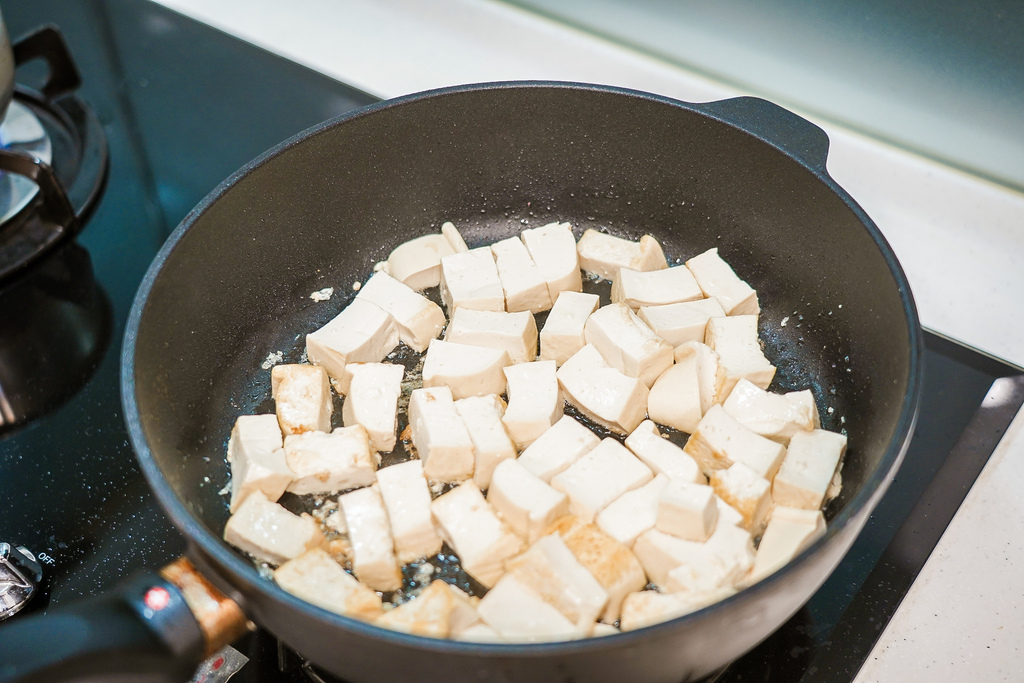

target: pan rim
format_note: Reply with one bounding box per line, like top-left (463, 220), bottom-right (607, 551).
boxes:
top-left (121, 79), bottom-right (924, 655)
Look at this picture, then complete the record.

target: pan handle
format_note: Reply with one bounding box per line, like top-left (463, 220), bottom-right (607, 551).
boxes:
top-left (0, 558), bottom-right (251, 683)
top-left (696, 96), bottom-right (831, 172)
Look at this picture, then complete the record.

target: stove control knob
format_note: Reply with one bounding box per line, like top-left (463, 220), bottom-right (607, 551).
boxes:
top-left (0, 543), bottom-right (42, 621)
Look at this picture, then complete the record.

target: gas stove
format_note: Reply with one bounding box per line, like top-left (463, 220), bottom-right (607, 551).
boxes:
top-left (0, 2), bottom-right (1021, 682)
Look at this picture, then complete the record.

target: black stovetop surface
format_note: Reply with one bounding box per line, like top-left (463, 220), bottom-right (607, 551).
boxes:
top-left (1, 2), bottom-right (1022, 682)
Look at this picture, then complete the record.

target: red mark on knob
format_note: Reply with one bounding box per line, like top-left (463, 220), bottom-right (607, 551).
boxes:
top-left (144, 586), bottom-right (171, 611)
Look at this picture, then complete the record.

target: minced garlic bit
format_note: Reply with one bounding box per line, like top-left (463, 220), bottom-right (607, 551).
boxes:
top-left (260, 350), bottom-right (284, 370)
top-left (309, 287), bottom-right (334, 302)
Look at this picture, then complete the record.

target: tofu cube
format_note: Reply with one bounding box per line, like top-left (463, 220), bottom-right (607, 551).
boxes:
top-left (705, 315), bottom-right (776, 399)
top-left (375, 460), bottom-right (443, 563)
top-left (408, 386), bottom-right (476, 483)
top-left (422, 338), bottom-right (509, 400)
top-left (772, 429), bottom-right (847, 510)
top-left (376, 579), bottom-right (455, 638)
top-left (716, 495), bottom-right (747, 529)
top-left (439, 247), bottom-right (505, 313)
top-left (338, 484), bottom-right (402, 592)
top-left (632, 528), bottom-right (704, 587)
top-left (722, 379), bottom-right (820, 444)
top-left (550, 438), bottom-right (654, 523)
top-left (517, 414), bottom-right (601, 482)
top-left (505, 533), bottom-right (609, 630)
top-left (596, 474), bottom-right (670, 547)
top-left (453, 394), bottom-right (517, 489)
top-left (674, 340), bottom-right (727, 415)
top-left (709, 462), bottom-right (773, 535)
top-left (491, 236), bottom-right (553, 313)
top-left (355, 271), bottom-right (446, 352)
top-left (684, 247), bottom-right (760, 316)
top-left (544, 515), bottom-right (647, 623)
top-left (647, 356), bottom-right (703, 435)
top-left (228, 414), bottom-right (292, 512)
top-left (521, 222), bottom-right (583, 301)
top-left (487, 458), bottom-right (569, 543)
top-left (539, 290), bottom-right (600, 366)
top-left (665, 523), bottom-right (755, 595)
top-left (584, 303), bottom-right (674, 388)
top-left (611, 266), bottom-right (704, 309)
top-left (386, 233), bottom-right (456, 290)
top-left (477, 574), bottom-right (583, 642)
top-left (620, 590), bottom-right (732, 631)
top-left (306, 298), bottom-right (400, 393)
top-left (430, 481), bottom-right (524, 588)
top-left (656, 481), bottom-right (718, 542)
top-left (502, 360), bottom-right (562, 449)
top-left (576, 229), bottom-right (668, 281)
top-left (441, 221), bottom-right (469, 252)
top-left (445, 308), bottom-right (538, 365)
top-left (283, 425), bottom-right (377, 495)
top-left (341, 362), bottom-right (404, 452)
top-left (624, 420), bottom-right (704, 484)
top-left (637, 298), bottom-right (727, 348)
top-left (455, 623), bottom-right (504, 642)
top-left (556, 344), bottom-right (649, 434)
top-left (224, 491), bottom-right (323, 565)
top-left (750, 506), bottom-right (826, 583)
top-left (446, 583), bottom-right (483, 635)
top-left (683, 405), bottom-right (787, 480)
top-left (271, 364), bottom-right (332, 436)
top-left (274, 548), bottom-right (383, 621)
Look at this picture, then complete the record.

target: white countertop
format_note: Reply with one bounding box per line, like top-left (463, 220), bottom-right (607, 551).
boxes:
top-left (155, 0), bottom-right (1024, 678)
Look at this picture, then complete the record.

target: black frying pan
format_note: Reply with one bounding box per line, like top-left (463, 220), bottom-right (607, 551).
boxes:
top-left (0, 82), bottom-right (922, 683)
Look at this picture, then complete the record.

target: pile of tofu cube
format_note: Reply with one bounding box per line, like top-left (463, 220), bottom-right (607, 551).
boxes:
top-left (222, 220), bottom-right (848, 642)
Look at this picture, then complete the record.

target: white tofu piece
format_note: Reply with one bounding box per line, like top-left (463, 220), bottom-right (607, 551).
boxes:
top-left (408, 386), bottom-right (476, 483)
top-left (648, 357), bottom-right (703, 435)
top-left (722, 379), bottom-right (820, 444)
top-left (684, 248), bottom-right (760, 316)
top-left (705, 315), bottom-right (776, 399)
top-left (556, 344), bottom-right (649, 434)
top-left (283, 426), bottom-right (377, 495)
top-left (772, 429), bottom-right (847, 510)
top-left (716, 496), bottom-right (747, 529)
top-left (455, 623), bottom-right (504, 642)
top-left (664, 523), bottom-right (755, 595)
top-left (502, 360), bottom-right (562, 449)
top-left (306, 298), bottom-right (400, 393)
top-left (453, 394), bottom-right (517, 489)
top-left (545, 516), bottom-right (648, 623)
top-left (584, 303), bottom-right (674, 388)
top-left (355, 271), bottom-right (445, 352)
top-left (620, 590), bottom-right (731, 631)
top-left (657, 481), bottom-right (718, 542)
top-left (439, 247), bottom-right (505, 313)
top-left (550, 438), bottom-right (653, 523)
top-left (341, 362), bottom-right (404, 452)
top-left (506, 533), bottom-right (609, 631)
top-left (611, 266), bottom-right (704, 309)
top-left (430, 481), bottom-right (524, 588)
top-left (683, 405), bottom-right (787, 480)
top-left (422, 338), bottom-right (509, 400)
top-left (539, 290), bottom-right (600, 366)
top-left (270, 364), bottom-right (332, 436)
top-left (223, 491), bottom-right (323, 566)
top-left (674, 340), bottom-right (727, 415)
top-left (709, 462), bottom-right (773, 535)
top-left (274, 548), bottom-right (383, 621)
top-left (521, 221), bottom-right (582, 301)
top-left (632, 528), bottom-right (703, 587)
top-left (576, 229), bottom-right (668, 280)
top-left (477, 574), bottom-right (583, 642)
top-left (750, 507), bottom-right (826, 583)
top-left (441, 221), bottom-right (469, 253)
top-left (592, 622), bottom-right (620, 637)
top-left (446, 584), bottom-right (483, 635)
top-left (637, 298), bottom-right (727, 348)
top-left (624, 420), bottom-right (704, 484)
top-left (375, 460), bottom-right (443, 563)
top-left (376, 580), bottom-right (455, 638)
top-left (386, 233), bottom-right (456, 290)
top-left (338, 484), bottom-right (402, 592)
top-left (491, 236), bottom-right (553, 313)
top-left (487, 459), bottom-right (569, 543)
top-left (517, 414), bottom-right (601, 482)
top-left (596, 474), bottom-right (670, 547)
top-left (228, 414), bottom-right (292, 512)
top-left (445, 308), bottom-right (538, 365)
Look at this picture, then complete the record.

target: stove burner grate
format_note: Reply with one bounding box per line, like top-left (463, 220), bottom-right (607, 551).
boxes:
top-left (0, 98), bottom-right (51, 225)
